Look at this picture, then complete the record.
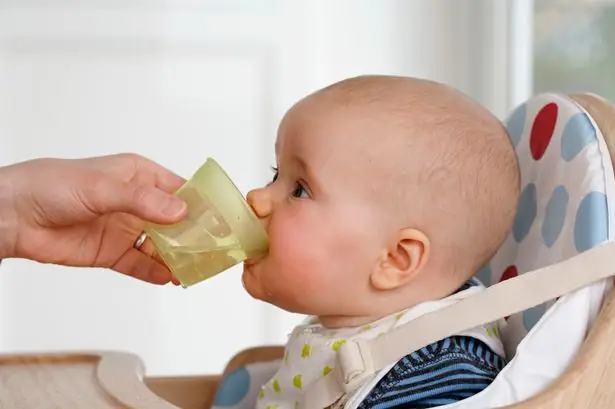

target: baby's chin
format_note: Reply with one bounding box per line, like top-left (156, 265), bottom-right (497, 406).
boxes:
top-left (242, 263), bottom-right (276, 303)
top-left (241, 263), bottom-right (261, 298)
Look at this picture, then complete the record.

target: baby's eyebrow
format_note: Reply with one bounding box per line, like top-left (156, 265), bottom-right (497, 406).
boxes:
top-left (292, 154), bottom-right (319, 186)
top-left (291, 154), bottom-right (308, 173)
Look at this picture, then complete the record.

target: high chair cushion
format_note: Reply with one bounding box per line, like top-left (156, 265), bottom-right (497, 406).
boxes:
top-left (476, 93), bottom-right (615, 354)
top-left (455, 93), bottom-right (615, 407)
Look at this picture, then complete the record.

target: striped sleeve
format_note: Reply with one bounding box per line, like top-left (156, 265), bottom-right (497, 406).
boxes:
top-left (359, 336), bottom-right (506, 409)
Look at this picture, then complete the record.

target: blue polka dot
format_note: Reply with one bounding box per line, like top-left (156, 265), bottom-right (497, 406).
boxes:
top-left (475, 262), bottom-right (492, 286)
top-left (506, 103), bottom-right (526, 147)
top-left (561, 113), bottom-right (597, 161)
top-left (574, 192), bottom-right (609, 252)
top-left (513, 184), bottom-right (538, 243)
top-left (523, 303), bottom-right (547, 331)
top-left (214, 366), bottom-right (251, 406)
top-left (541, 186), bottom-right (569, 248)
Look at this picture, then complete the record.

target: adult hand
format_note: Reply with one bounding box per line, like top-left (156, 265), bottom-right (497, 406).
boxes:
top-left (0, 153), bottom-right (187, 284)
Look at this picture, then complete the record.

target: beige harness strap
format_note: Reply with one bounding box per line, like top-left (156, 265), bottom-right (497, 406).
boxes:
top-left (301, 240), bottom-right (615, 409)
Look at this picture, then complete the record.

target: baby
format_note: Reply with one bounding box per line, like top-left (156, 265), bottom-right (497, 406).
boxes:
top-left (240, 75), bottom-right (520, 408)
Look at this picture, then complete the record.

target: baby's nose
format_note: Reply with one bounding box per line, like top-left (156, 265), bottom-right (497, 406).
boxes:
top-left (246, 187), bottom-right (272, 219)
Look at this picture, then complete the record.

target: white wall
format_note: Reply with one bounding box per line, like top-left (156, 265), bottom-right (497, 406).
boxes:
top-left (0, 0), bottom-right (530, 376)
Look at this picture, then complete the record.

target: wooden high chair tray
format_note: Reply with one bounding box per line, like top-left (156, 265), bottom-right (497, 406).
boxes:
top-left (0, 351), bottom-right (179, 408)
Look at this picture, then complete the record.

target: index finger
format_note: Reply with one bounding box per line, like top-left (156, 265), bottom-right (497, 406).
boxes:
top-left (133, 155), bottom-right (187, 194)
top-left (85, 153), bottom-right (187, 193)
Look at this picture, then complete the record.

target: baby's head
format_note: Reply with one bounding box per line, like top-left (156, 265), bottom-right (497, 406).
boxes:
top-left (243, 75), bottom-right (520, 327)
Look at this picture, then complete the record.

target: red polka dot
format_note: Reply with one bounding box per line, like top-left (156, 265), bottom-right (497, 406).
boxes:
top-left (530, 102), bottom-right (558, 160)
top-left (499, 265), bottom-right (519, 282)
top-left (498, 265), bottom-right (519, 320)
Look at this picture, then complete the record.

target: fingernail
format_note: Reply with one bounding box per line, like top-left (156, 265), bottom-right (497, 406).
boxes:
top-left (161, 196), bottom-right (186, 217)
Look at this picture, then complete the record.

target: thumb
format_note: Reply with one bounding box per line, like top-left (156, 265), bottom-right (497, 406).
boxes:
top-left (82, 176), bottom-right (187, 223)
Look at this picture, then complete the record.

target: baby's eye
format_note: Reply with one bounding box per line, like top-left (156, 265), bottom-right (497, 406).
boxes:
top-left (291, 182), bottom-right (309, 199)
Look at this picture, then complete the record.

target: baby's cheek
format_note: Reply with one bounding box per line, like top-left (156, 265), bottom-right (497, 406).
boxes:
top-left (269, 217), bottom-right (315, 268)
top-left (267, 221), bottom-right (329, 297)
top-left (271, 243), bottom-right (322, 293)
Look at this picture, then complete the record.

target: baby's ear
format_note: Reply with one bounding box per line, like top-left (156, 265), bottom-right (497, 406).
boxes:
top-left (370, 228), bottom-right (430, 291)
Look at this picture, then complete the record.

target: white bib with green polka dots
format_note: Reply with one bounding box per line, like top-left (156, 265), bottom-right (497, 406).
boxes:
top-left (257, 284), bottom-right (505, 409)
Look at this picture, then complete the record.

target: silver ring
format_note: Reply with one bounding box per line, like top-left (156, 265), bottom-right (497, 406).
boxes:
top-left (134, 232), bottom-right (148, 250)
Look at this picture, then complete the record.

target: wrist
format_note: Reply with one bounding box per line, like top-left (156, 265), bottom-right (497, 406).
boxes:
top-left (0, 165), bottom-right (19, 259)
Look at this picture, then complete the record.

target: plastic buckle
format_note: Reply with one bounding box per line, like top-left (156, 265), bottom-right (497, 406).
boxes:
top-left (335, 340), bottom-right (375, 393)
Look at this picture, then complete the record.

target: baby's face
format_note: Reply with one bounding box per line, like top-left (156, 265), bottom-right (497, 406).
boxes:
top-left (242, 100), bottom-right (386, 318)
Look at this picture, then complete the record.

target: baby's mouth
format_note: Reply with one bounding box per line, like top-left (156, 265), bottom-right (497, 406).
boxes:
top-left (244, 258), bottom-right (260, 267)
top-left (244, 248), bottom-right (269, 267)
top-left (243, 258), bottom-right (259, 276)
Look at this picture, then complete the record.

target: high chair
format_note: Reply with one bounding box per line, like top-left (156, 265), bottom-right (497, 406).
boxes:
top-left (3, 92), bottom-right (615, 409)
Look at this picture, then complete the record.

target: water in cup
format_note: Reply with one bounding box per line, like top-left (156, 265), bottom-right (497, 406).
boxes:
top-left (144, 158), bottom-right (268, 287)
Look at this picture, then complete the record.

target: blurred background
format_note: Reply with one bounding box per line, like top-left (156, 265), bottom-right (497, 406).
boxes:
top-left (0, 0), bottom-right (612, 377)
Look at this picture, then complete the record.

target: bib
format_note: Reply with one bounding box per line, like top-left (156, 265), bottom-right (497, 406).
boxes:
top-left (257, 282), bottom-right (505, 409)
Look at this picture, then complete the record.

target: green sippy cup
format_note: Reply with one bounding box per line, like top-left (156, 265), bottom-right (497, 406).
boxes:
top-left (144, 158), bottom-right (268, 288)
